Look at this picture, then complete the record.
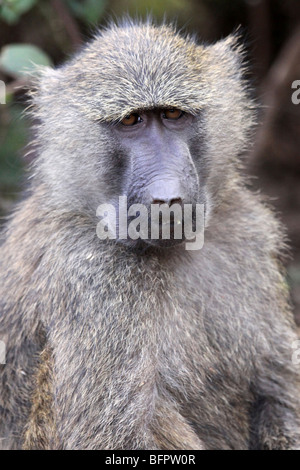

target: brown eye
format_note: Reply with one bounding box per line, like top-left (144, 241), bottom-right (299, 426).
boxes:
top-left (163, 109), bottom-right (184, 120)
top-left (121, 113), bottom-right (141, 126)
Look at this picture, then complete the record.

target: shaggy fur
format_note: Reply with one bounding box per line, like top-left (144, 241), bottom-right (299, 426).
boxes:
top-left (0, 20), bottom-right (300, 450)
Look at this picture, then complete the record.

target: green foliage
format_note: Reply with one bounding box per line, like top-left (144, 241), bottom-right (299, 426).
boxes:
top-left (0, 0), bottom-right (37, 24)
top-left (287, 265), bottom-right (300, 287)
top-left (0, 44), bottom-right (52, 78)
top-left (66, 0), bottom-right (107, 25)
top-left (0, 104), bottom-right (28, 194)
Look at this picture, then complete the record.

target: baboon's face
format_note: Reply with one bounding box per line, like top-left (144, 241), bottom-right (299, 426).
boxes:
top-left (36, 93), bottom-right (207, 251)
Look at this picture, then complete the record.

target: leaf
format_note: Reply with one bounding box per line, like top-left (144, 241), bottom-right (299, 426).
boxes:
top-left (0, 5), bottom-right (20, 24)
top-left (66, 0), bottom-right (106, 24)
top-left (0, 0), bottom-right (37, 24)
top-left (0, 44), bottom-right (53, 78)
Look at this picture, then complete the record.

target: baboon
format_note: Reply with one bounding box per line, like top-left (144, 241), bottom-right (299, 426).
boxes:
top-left (0, 20), bottom-right (300, 450)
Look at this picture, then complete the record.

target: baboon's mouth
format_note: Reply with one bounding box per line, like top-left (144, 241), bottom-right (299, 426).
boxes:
top-left (116, 223), bottom-right (186, 251)
top-left (145, 237), bottom-right (185, 248)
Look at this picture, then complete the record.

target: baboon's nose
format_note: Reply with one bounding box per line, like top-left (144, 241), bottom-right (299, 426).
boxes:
top-left (149, 180), bottom-right (184, 207)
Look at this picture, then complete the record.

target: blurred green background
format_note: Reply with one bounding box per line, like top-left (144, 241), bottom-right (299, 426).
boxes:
top-left (0, 0), bottom-right (300, 323)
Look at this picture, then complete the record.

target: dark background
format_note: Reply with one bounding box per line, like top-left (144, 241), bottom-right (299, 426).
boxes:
top-left (0, 0), bottom-right (300, 323)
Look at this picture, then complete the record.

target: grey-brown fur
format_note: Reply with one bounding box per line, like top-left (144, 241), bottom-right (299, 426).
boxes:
top-left (0, 19), bottom-right (300, 450)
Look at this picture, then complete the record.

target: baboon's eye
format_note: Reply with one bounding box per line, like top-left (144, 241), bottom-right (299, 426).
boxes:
top-left (162, 109), bottom-right (184, 120)
top-left (121, 113), bottom-right (142, 126)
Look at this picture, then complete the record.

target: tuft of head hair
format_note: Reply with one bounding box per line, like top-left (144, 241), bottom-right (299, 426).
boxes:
top-left (32, 20), bottom-right (253, 126)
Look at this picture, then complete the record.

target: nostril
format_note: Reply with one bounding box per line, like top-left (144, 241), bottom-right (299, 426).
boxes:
top-left (169, 197), bottom-right (183, 206)
top-left (152, 198), bottom-right (166, 205)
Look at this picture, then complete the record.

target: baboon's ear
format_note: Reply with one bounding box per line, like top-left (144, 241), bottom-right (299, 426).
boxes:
top-left (204, 34), bottom-right (245, 78)
top-left (30, 66), bottom-right (63, 115)
top-left (36, 66), bottom-right (62, 96)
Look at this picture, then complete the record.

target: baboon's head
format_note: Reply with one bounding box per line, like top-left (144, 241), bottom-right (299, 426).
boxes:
top-left (33, 20), bottom-right (254, 249)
